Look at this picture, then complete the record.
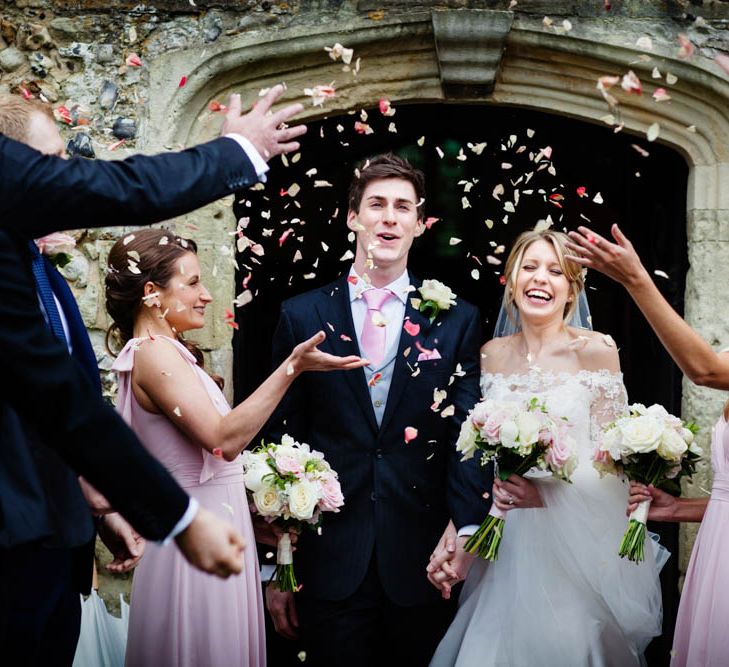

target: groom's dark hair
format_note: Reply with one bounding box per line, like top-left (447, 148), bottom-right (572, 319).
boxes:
top-left (348, 152), bottom-right (425, 219)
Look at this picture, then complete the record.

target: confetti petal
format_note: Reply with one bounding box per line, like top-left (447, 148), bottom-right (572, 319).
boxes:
top-left (404, 426), bottom-right (418, 443)
top-left (403, 320), bottom-right (420, 337)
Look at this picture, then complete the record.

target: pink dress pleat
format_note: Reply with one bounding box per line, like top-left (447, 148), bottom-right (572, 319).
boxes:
top-left (672, 417), bottom-right (729, 666)
top-left (114, 336), bottom-right (265, 667)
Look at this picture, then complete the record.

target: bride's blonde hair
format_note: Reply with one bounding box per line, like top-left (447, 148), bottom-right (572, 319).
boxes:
top-left (503, 229), bottom-right (585, 324)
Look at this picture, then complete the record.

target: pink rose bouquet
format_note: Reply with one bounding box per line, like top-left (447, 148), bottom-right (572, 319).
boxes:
top-left (457, 396), bottom-right (577, 561)
top-left (241, 434), bottom-right (344, 591)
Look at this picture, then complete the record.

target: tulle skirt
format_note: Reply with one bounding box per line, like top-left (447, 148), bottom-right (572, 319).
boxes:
top-left (431, 466), bottom-right (664, 667)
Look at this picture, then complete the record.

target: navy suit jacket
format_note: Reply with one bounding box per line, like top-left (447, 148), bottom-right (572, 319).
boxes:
top-left (0, 134), bottom-right (259, 557)
top-left (266, 273), bottom-right (492, 606)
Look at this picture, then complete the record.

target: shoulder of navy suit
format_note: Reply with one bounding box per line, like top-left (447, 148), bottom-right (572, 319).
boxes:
top-left (281, 274), bottom-right (348, 312)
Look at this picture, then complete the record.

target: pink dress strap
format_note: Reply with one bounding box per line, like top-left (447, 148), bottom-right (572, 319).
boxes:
top-left (111, 335), bottom-right (224, 484)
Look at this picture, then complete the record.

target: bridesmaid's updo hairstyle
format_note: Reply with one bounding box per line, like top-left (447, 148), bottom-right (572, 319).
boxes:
top-left (503, 229), bottom-right (585, 324)
top-left (105, 229), bottom-right (205, 368)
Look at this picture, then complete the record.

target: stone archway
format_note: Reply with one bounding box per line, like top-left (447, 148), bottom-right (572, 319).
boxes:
top-left (146, 7), bottom-right (729, 567)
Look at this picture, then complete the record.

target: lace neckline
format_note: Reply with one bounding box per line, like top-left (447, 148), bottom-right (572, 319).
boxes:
top-left (482, 367), bottom-right (622, 383)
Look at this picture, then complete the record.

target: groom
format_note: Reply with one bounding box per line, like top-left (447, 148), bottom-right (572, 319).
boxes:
top-left (264, 153), bottom-right (491, 666)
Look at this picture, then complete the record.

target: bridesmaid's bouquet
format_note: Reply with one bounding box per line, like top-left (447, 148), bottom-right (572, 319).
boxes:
top-left (594, 403), bottom-right (701, 562)
top-left (457, 397), bottom-right (577, 561)
top-left (242, 435), bottom-right (344, 591)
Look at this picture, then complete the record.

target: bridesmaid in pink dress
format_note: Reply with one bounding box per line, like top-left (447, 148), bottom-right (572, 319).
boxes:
top-left (566, 223), bottom-right (729, 667)
top-left (104, 229), bottom-right (366, 667)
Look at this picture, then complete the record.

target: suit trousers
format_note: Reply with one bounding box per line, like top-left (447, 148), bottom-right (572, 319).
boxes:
top-left (0, 541), bottom-right (82, 667)
top-left (297, 555), bottom-right (457, 667)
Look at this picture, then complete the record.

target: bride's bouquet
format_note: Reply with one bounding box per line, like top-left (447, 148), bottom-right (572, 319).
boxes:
top-left (242, 435), bottom-right (344, 591)
top-left (457, 397), bottom-right (577, 561)
top-left (594, 403), bottom-right (701, 562)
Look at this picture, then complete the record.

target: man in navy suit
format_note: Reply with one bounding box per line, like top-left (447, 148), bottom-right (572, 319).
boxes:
top-left (265, 154), bottom-right (492, 666)
top-left (0, 87), bottom-right (305, 665)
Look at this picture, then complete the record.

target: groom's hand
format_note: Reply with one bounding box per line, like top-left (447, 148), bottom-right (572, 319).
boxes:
top-left (266, 584), bottom-right (299, 640)
top-left (221, 85), bottom-right (307, 161)
top-left (427, 536), bottom-right (475, 600)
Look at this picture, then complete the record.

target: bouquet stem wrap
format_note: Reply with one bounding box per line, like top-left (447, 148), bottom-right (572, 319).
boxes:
top-left (619, 498), bottom-right (651, 562)
top-left (464, 503), bottom-right (507, 561)
top-left (273, 533), bottom-right (298, 592)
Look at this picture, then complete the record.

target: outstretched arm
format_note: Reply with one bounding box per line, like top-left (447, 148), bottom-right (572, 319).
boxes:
top-left (132, 330), bottom-right (366, 461)
top-left (566, 224), bottom-right (729, 389)
top-left (0, 85), bottom-right (306, 238)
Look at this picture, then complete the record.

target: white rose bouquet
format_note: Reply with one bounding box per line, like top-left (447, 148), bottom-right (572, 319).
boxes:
top-left (457, 396), bottom-right (577, 561)
top-left (242, 434), bottom-right (344, 591)
top-left (416, 279), bottom-right (457, 323)
top-left (594, 403), bottom-right (701, 562)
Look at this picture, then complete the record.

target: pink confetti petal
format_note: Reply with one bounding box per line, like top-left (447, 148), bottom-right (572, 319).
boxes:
top-left (212, 447), bottom-right (223, 459)
top-left (678, 34), bottom-right (695, 60)
top-left (178, 75), bottom-right (188, 87)
top-left (126, 53), bottom-right (143, 67)
top-left (403, 320), bottom-right (420, 337)
top-left (404, 427), bottom-right (418, 444)
top-left (278, 229), bottom-right (294, 247)
top-left (368, 372), bottom-right (383, 387)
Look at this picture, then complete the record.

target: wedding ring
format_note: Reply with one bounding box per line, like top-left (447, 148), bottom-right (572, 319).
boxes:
top-left (507, 495), bottom-right (515, 505)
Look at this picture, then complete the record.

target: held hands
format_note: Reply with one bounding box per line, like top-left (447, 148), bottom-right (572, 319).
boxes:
top-left (564, 224), bottom-right (649, 288)
top-left (492, 475), bottom-right (543, 512)
top-left (97, 513), bottom-right (145, 573)
top-left (175, 506), bottom-right (246, 578)
top-left (287, 331), bottom-right (369, 376)
top-left (266, 584), bottom-right (299, 640)
top-left (426, 521), bottom-right (476, 600)
top-left (627, 481), bottom-right (677, 521)
top-left (220, 85), bottom-right (307, 161)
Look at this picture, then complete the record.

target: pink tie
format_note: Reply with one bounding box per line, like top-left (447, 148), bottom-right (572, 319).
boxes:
top-left (360, 288), bottom-right (394, 367)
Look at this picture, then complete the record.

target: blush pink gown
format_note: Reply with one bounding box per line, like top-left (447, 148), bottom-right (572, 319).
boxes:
top-left (114, 336), bottom-right (265, 667)
top-left (672, 417), bottom-right (729, 666)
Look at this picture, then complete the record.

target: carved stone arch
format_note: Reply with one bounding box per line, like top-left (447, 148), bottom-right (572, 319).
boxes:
top-left (147, 9), bottom-right (729, 561)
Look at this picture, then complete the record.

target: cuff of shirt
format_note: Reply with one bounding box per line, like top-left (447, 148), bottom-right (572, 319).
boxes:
top-left (224, 133), bottom-right (269, 182)
top-left (161, 497), bottom-right (199, 545)
top-left (457, 524), bottom-right (479, 538)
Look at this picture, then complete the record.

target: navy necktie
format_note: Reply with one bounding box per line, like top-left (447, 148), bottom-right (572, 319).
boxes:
top-left (28, 240), bottom-right (67, 345)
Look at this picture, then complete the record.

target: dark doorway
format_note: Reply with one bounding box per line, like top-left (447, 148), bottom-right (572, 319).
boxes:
top-left (233, 102), bottom-right (688, 665)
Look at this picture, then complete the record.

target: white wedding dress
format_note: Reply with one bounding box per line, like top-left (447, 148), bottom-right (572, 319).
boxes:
top-left (431, 368), bottom-right (664, 667)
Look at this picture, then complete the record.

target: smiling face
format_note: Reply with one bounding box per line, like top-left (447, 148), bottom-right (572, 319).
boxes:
top-left (149, 252), bottom-right (212, 333)
top-left (513, 239), bottom-right (573, 325)
top-left (347, 177), bottom-right (424, 277)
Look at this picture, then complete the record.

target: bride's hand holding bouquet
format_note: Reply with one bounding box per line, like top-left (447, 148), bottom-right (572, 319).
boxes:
top-left (457, 396), bottom-right (578, 561)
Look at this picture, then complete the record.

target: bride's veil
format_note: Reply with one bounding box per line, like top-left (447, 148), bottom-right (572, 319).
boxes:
top-left (492, 289), bottom-right (593, 338)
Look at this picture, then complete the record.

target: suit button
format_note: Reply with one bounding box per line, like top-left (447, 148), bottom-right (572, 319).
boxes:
top-left (370, 492), bottom-right (377, 501)
top-left (374, 399), bottom-right (382, 408)
top-left (375, 449), bottom-right (383, 459)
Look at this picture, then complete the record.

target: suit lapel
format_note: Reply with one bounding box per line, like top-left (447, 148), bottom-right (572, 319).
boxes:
top-left (379, 273), bottom-right (433, 434)
top-left (44, 258), bottom-right (101, 393)
top-left (314, 275), bottom-right (379, 434)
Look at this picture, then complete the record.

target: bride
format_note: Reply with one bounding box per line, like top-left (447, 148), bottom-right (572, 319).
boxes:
top-left (430, 229), bottom-right (663, 667)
